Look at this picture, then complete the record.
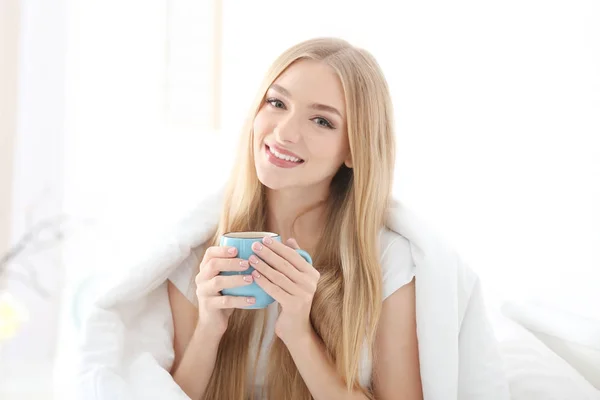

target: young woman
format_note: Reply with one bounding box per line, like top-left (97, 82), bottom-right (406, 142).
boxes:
top-left (168, 37), bottom-right (422, 400)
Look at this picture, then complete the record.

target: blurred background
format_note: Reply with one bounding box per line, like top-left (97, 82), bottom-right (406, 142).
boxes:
top-left (0, 0), bottom-right (598, 398)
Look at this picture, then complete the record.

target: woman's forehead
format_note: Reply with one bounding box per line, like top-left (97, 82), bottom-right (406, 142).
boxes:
top-left (270, 59), bottom-right (346, 116)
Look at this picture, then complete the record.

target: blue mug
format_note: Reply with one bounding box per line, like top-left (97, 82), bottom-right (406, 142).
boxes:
top-left (219, 232), bottom-right (313, 309)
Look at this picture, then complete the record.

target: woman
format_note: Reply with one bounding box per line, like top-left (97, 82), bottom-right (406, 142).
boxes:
top-left (167, 37), bottom-right (421, 400)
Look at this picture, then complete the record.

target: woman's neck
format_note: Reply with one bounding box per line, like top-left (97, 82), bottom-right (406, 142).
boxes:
top-left (265, 187), bottom-right (328, 254)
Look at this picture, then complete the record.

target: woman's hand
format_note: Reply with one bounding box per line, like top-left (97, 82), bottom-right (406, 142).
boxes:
top-left (194, 246), bottom-right (257, 338)
top-left (248, 237), bottom-right (320, 344)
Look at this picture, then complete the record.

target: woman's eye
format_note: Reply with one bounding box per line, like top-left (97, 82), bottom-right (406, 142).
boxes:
top-left (266, 98), bottom-right (286, 109)
top-left (312, 117), bottom-right (334, 129)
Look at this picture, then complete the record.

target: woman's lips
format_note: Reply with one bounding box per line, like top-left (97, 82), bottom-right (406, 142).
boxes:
top-left (265, 145), bottom-right (304, 168)
top-left (267, 143), bottom-right (303, 160)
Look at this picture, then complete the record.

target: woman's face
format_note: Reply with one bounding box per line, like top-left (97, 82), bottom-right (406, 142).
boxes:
top-left (253, 59), bottom-right (351, 192)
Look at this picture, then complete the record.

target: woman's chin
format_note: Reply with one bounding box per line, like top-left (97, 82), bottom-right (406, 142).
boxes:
top-left (258, 177), bottom-right (289, 191)
top-left (256, 170), bottom-right (292, 191)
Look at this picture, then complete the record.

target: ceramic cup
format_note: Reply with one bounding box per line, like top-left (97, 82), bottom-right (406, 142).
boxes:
top-left (219, 231), bottom-right (313, 309)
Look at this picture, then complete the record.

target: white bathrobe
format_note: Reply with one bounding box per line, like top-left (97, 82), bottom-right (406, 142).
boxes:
top-left (75, 191), bottom-right (510, 399)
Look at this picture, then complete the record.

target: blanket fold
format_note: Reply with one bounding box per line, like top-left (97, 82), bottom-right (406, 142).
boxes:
top-left (75, 191), bottom-right (510, 399)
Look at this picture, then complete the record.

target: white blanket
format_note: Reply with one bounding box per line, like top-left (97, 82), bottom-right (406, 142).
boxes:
top-left (75, 191), bottom-right (510, 399)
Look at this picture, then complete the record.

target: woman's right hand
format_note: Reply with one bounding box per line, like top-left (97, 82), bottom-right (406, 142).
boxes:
top-left (194, 245), bottom-right (255, 337)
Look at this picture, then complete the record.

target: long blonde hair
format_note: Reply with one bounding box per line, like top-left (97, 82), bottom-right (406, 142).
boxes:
top-left (202, 37), bottom-right (396, 400)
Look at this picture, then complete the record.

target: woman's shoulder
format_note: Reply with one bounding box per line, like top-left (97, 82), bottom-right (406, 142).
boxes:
top-left (378, 227), bottom-right (412, 261)
top-left (378, 227), bottom-right (415, 300)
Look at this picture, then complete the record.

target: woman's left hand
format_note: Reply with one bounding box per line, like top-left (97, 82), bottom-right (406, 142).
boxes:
top-left (249, 237), bottom-right (320, 344)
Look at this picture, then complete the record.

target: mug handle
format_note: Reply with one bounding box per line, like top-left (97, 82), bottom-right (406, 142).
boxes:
top-left (295, 249), bottom-right (313, 265)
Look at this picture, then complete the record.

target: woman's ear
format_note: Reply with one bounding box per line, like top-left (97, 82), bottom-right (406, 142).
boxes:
top-left (344, 157), bottom-right (353, 168)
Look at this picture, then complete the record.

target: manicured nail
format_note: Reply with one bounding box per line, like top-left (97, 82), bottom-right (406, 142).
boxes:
top-left (263, 236), bottom-right (272, 245)
top-left (249, 255), bottom-right (259, 264)
top-left (243, 275), bottom-right (253, 282)
top-left (228, 247), bottom-right (237, 255)
top-left (240, 260), bottom-right (249, 268)
top-left (246, 297), bottom-right (255, 304)
top-left (252, 270), bottom-right (261, 279)
top-left (253, 242), bottom-right (263, 251)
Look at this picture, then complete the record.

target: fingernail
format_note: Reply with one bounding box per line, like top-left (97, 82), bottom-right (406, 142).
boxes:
top-left (249, 255), bottom-right (259, 264)
top-left (243, 275), bottom-right (253, 282)
top-left (246, 297), bottom-right (255, 304)
top-left (240, 260), bottom-right (249, 268)
top-left (228, 247), bottom-right (237, 255)
top-left (253, 242), bottom-right (263, 251)
top-left (252, 270), bottom-right (261, 279)
top-left (263, 236), bottom-right (272, 245)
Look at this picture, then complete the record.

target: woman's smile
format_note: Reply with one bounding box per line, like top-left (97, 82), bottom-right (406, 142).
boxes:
top-left (265, 144), bottom-right (305, 168)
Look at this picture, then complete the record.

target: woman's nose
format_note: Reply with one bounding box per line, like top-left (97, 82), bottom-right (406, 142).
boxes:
top-left (274, 116), bottom-right (301, 143)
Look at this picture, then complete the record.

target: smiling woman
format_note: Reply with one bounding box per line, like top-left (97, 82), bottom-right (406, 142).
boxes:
top-left (163, 37), bottom-right (506, 400)
top-left (253, 59), bottom-right (351, 189)
top-left (167, 38), bottom-right (416, 400)
top-left (57, 0), bottom-right (600, 397)
top-left (75, 36), bottom-right (511, 400)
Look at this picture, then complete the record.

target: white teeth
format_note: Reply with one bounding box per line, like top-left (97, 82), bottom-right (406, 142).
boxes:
top-left (269, 146), bottom-right (301, 162)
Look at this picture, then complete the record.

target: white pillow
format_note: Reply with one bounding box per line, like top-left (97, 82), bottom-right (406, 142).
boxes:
top-left (502, 301), bottom-right (600, 389)
top-left (487, 307), bottom-right (600, 400)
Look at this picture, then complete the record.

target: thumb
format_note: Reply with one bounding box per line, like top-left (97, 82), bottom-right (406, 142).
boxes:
top-left (286, 238), bottom-right (300, 249)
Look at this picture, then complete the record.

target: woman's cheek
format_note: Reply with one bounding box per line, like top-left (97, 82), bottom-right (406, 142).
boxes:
top-left (253, 111), bottom-right (265, 135)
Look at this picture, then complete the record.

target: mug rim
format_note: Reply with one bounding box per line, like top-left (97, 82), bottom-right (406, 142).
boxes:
top-left (222, 231), bottom-right (279, 239)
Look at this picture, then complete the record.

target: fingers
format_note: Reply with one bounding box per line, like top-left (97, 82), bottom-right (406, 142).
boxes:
top-left (199, 254), bottom-right (250, 280)
top-left (250, 269), bottom-right (292, 306)
top-left (211, 274), bottom-right (254, 292)
top-left (207, 295), bottom-right (256, 309)
top-left (248, 253), bottom-right (301, 295)
top-left (286, 238), bottom-right (300, 249)
top-left (201, 245), bottom-right (239, 266)
top-left (196, 271), bottom-right (254, 293)
top-left (251, 240), bottom-right (315, 286)
top-left (196, 275), bottom-right (257, 307)
top-left (256, 237), bottom-right (312, 273)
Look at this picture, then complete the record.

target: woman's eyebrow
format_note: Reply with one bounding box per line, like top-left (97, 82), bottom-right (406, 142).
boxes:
top-left (270, 83), bottom-right (344, 119)
top-left (269, 83), bottom-right (343, 118)
top-left (309, 103), bottom-right (342, 118)
top-left (270, 83), bottom-right (292, 97)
